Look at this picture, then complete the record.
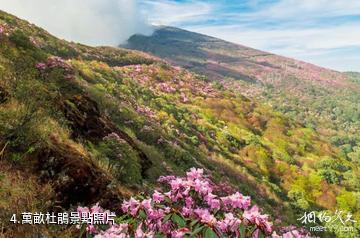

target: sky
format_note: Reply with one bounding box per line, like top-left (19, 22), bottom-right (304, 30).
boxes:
top-left (0, 0), bottom-right (153, 46)
top-left (1, 0), bottom-right (359, 71)
top-left (139, 0), bottom-right (360, 72)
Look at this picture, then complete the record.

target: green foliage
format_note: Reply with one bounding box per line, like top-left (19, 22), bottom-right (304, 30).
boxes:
top-left (314, 157), bottom-right (347, 184)
top-left (336, 190), bottom-right (357, 212)
top-left (348, 146), bottom-right (360, 165)
top-left (97, 135), bottom-right (142, 185)
top-left (288, 189), bottom-right (310, 210)
top-left (9, 30), bottom-right (34, 49)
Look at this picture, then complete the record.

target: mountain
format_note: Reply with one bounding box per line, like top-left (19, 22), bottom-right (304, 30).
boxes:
top-left (1, 11), bottom-right (360, 237)
top-left (124, 26), bottom-right (345, 84)
top-left (125, 26), bottom-right (360, 167)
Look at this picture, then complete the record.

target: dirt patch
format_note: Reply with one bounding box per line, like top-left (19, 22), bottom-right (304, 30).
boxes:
top-left (60, 95), bottom-right (152, 177)
top-left (36, 135), bottom-right (123, 211)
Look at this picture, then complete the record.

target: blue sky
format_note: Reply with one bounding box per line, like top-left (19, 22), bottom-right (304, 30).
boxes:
top-left (139, 0), bottom-right (360, 72)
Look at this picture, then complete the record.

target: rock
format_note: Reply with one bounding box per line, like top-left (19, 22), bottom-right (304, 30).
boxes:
top-left (60, 95), bottom-right (152, 177)
top-left (0, 86), bottom-right (9, 104)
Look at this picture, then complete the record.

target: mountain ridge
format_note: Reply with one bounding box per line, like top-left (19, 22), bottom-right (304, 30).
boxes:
top-left (134, 25), bottom-right (346, 73)
top-left (123, 26), bottom-right (350, 86)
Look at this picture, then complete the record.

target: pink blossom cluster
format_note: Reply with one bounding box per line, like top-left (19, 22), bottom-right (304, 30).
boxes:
top-left (180, 92), bottom-right (189, 103)
top-left (36, 56), bottom-right (74, 80)
top-left (159, 82), bottom-right (177, 93)
top-left (272, 226), bottom-right (315, 238)
top-left (29, 36), bottom-right (41, 48)
top-left (136, 105), bottom-right (156, 119)
top-left (134, 65), bottom-right (142, 72)
top-left (95, 224), bottom-right (130, 238)
top-left (103, 132), bottom-right (123, 142)
top-left (0, 26), bottom-right (4, 34)
top-left (138, 76), bottom-right (150, 84)
top-left (77, 203), bottom-right (114, 235)
top-left (78, 168), bottom-right (316, 238)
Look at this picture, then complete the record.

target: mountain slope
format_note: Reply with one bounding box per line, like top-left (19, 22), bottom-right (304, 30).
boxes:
top-left (124, 27), bottom-right (346, 85)
top-left (0, 11), bottom-right (359, 237)
top-left (124, 26), bottom-right (360, 167)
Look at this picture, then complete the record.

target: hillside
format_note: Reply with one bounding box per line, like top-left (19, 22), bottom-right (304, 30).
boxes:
top-left (0, 11), bottom-right (359, 238)
top-left (124, 27), bottom-right (360, 164)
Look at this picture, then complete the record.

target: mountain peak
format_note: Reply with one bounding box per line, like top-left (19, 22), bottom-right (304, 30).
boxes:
top-left (124, 26), bottom-right (349, 89)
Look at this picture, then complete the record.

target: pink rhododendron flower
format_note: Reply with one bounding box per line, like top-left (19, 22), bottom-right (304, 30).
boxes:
top-left (169, 178), bottom-right (184, 191)
top-left (194, 208), bottom-right (216, 225)
top-left (221, 192), bottom-right (251, 210)
top-left (180, 92), bottom-right (189, 103)
top-left (77, 168), bottom-right (316, 238)
top-left (243, 205), bottom-right (272, 233)
top-left (171, 228), bottom-right (188, 238)
top-left (36, 63), bottom-right (47, 71)
top-left (36, 56), bottom-right (74, 79)
top-left (159, 82), bottom-right (176, 93)
top-left (152, 190), bottom-right (165, 203)
top-left (186, 168), bottom-right (203, 180)
top-left (141, 199), bottom-right (152, 210)
top-left (157, 175), bottom-right (176, 183)
top-left (216, 212), bottom-right (242, 233)
top-left (135, 65), bottom-right (142, 72)
top-left (95, 224), bottom-right (129, 238)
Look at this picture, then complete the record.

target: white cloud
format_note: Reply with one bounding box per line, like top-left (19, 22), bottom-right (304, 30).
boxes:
top-left (140, 0), bottom-right (215, 26)
top-left (257, 0), bottom-right (360, 19)
top-left (141, 0), bottom-right (360, 71)
top-left (188, 23), bottom-right (360, 52)
top-left (186, 23), bottom-right (360, 71)
top-left (0, 0), bottom-right (153, 46)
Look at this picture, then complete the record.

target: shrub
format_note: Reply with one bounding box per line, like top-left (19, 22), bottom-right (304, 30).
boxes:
top-left (77, 168), bottom-right (315, 238)
top-left (9, 30), bottom-right (34, 50)
top-left (98, 133), bottom-right (142, 185)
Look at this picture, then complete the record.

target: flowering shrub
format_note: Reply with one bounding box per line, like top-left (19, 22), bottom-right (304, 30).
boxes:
top-left (180, 93), bottom-right (189, 103)
top-left (77, 203), bottom-right (115, 235)
top-left (78, 168), bottom-right (315, 238)
top-left (36, 56), bottom-right (74, 80)
top-left (98, 133), bottom-right (143, 185)
top-left (136, 106), bottom-right (156, 119)
top-left (159, 82), bottom-right (176, 93)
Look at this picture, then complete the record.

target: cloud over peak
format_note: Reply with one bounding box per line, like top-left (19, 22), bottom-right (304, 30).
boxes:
top-left (0, 0), bottom-right (153, 46)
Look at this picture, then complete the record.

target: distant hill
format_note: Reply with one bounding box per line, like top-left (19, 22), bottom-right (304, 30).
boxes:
top-left (124, 26), bottom-right (360, 164)
top-left (124, 26), bottom-right (347, 85)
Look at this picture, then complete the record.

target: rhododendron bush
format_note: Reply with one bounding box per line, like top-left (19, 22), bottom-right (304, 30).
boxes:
top-left (77, 168), bottom-right (314, 238)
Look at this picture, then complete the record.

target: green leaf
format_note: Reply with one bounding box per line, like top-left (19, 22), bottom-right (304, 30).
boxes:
top-left (203, 227), bottom-right (219, 238)
top-left (258, 230), bottom-right (265, 238)
top-left (190, 225), bottom-right (204, 237)
top-left (239, 223), bottom-right (245, 238)
top-left (171, 214), bottom-right (186, 227)
top-left (86, 233), bottom-right (94, 238)
top-left (163, 213), bottom-right (172, 222)
top-left (78, 224), bottom-right (86, 238)
top-left (190, 219), bottom-right (199, 227)
top-left (248, 226), bottom-right (257, 236)
top-left (139, 210), bottom-right (146, 219)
